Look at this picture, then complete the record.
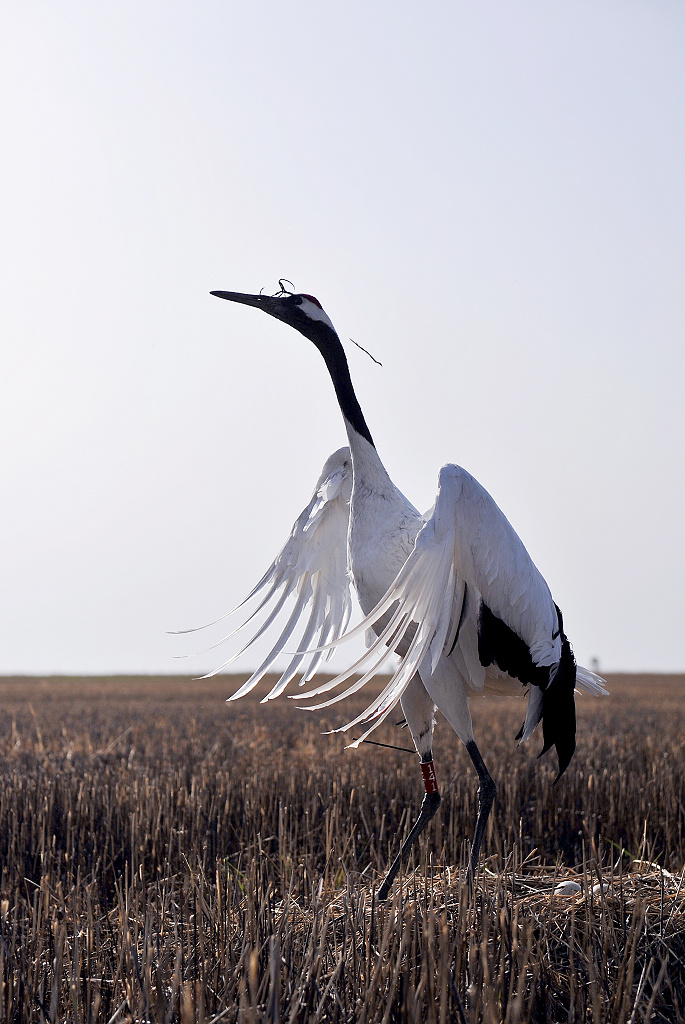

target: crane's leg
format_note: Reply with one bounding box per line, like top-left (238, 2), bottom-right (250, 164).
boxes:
top-left (420, 658), bottom-right (497, 887)
top-left (464, 738), bottom-right (496, 885)
top-left (377, 674), bottom-right (441, 902)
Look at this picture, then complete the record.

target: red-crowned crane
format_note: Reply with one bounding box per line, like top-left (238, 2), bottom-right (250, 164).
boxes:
top-left (202, 286), bottom-right (607, 899)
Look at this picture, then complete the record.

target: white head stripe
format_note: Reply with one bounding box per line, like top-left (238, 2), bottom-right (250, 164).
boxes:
top-left (299, 297), bottom-right (335, 330)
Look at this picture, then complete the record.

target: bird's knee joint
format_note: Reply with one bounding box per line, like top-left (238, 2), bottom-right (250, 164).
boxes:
top-left (422, 790), bottom-right (441, 817)
top-left (479, 777), bottom-right (496, 802)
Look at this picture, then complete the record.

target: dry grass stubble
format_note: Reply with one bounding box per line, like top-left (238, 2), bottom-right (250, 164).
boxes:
top-left (0, 673), bottom-right (683, 1021)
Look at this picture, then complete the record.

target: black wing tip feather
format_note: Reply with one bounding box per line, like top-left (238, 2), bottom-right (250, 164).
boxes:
top-left (477, 602), bottom-right (550, 689)
top-left (478, 601), bottom-right (578, 777)
top-left (539, 628), bottom-right (577, 782)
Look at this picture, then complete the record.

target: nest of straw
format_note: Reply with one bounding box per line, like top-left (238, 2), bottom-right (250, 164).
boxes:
top-left (270, 857), bottom-right (685, 945)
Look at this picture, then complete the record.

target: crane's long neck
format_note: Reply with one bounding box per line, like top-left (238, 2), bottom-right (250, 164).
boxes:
top-left (316, 335), bottom-right (374, 449)
top-left (307, 318), bottom-right (397, 491)
top-left (309, 319), bottom-right (421, 611)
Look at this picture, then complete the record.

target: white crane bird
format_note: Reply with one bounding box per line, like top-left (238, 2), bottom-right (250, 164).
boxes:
top-left (204, 285), bottom-right (607, 899)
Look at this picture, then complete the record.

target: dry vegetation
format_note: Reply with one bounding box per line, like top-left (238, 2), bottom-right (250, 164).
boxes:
top-left (0, 673), bottom-right (683, 1022)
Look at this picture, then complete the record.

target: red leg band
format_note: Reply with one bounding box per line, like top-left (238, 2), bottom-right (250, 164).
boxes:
top-left (421, 759), bottom-right (439, 795)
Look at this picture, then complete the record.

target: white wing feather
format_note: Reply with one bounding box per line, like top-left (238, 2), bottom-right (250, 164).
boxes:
top-left (295, 464), bottom-right (606, 743)
top-left (202, 447), bottom-right (353, 700)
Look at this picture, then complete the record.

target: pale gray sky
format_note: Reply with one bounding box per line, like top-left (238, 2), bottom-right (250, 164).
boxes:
top-left (2, 1), bottom-right (684, 675)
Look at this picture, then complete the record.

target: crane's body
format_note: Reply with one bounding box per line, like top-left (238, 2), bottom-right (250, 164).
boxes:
top-left (201, 287), bottom-right (607, 898)
top-left (347, 439), bottom-right (421, 613)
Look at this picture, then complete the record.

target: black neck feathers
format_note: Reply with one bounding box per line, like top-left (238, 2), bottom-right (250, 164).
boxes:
top-left (305, 320), bottom-right (375, 447)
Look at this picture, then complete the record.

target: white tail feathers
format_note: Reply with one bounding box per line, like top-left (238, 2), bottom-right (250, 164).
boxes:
top-left (575, 665), bottom-right (609, 696)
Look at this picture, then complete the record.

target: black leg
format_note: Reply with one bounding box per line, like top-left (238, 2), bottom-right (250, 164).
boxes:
top-left (376, 754), bottom-right (441, 901)
top-left (464, 738), bottom-right (496, 885)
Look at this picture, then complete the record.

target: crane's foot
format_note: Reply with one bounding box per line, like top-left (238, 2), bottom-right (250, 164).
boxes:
top-left (376, 790), bottom-right (441, 901)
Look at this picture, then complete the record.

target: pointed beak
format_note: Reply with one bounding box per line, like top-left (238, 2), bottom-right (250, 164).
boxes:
top-left (210, 290), bottom-right (286, 320)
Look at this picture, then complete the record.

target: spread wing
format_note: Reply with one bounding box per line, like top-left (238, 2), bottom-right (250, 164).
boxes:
top-left (295, 464), bottom-right (606, 761)
top-left (196, 447), bottom-right (353, 700)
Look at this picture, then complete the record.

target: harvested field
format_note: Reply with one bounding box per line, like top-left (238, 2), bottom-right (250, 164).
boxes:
top-left (0, 673), bottom-right (683, 1022)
